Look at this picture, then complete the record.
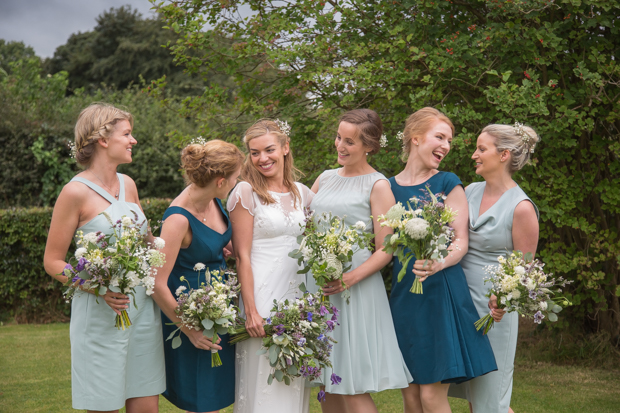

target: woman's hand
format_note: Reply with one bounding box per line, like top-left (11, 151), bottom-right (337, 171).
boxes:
top-left (245, 311), bottom-right (266, 338)
top-left (411, 259), bottom-right (444, 282)
top-left (322, 275), bottom-right (351, 296)
top-left (182, 327), bottom-right (222, 351)
top-left (102, 290), bottom-right (130, 315)
top-left (489, 294), bottom-right (506, 322)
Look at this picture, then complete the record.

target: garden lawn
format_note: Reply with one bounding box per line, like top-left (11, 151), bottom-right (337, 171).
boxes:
top-left (1, 324), bottom-right (619, 412)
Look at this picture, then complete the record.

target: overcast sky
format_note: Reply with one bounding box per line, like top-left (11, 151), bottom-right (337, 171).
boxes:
top-left (0, 0), bottom-right (157, 58)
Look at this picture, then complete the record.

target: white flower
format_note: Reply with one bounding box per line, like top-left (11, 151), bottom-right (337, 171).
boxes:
top-left (514, 266), bottom-right (526, 275)
top-left (83, 232), bottom-right (98, 245)
top-left (153, 237), bottom-right (165, 250)
top-left (175, 285), bottom-right (187, 296)
top-left (354, 221), bottom-right (366, 230)
top-left (324, 253), bottom-right (343, 277)
top-left (396, 131), bottom-right (404, 141)
top-left (379, 134), bottom-right (388, 148)
top-left (498, 256), bottom-right (506, 264)
top-left (194, 263), bottom-right (206, 271)
top-left (107, 247), bottom-right (117, 253)
top-left (539, 301), bottom-right (548, 311)
top-left (385, 203), bottom-right (406, 223)
top-left (526, 279), bottom-right (536, 290)
top-left (121, 216), bottom-right (133, 227)
top-left (512, 289), bottom-right (521, 300)
top-left (404, 218), bottom-right (429, 240)
top-left (75, 248), bottom-right (87, 259)
top-left (189, 302), bottom-right (197, 311)
top-left (143, 276), bottom-right (155, 295)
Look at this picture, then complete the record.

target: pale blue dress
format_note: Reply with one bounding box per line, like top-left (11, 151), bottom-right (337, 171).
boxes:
top-left (69, 174), bottom-right (166, 410)
top-left (449, 182), bottom-right (538, 412)
top-left (307, 169), bottom-right (412, 395)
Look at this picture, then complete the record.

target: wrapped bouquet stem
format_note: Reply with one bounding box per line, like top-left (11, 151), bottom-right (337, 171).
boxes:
top-left (378, 187), bottom-right (456, 294)
top-left (474, 250), bottom-right (572, 335)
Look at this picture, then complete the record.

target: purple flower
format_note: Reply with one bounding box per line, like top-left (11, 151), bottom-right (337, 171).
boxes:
top-left (286, 356), bottom-right (293, 366)
top-left (274, 324), bottom-right (285, 336)
top-left (307, 295), bottom-right (315, 305)
top-left (529, 290), bottom-right (538, 299)
top-left (318, 333), bottom-right (326, 342)
top-left (63, 263), bottom-right (74, 273)
top-left (326, 320), bottom-right (335, 332)
top-left (75, 257), bottom-right (88, 272)
top-left (319, 305), bottom-right (329, 316)
top-left (534, 311), bottom-right (545, 324)
top-left (317, 390), bottom-right (326, 402)
top-left (331, 305), bottom-right (339, 316)
top-left (307, 312), bottom-right (313, 322)
top-left (331, 373), bottom-right (342, 385)
top-left (266, 317), bottom-right (272, 325)
top-left (297, 338), bottom-right (306, 347)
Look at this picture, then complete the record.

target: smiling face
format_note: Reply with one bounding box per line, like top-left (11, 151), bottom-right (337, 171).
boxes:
top-left (335, 121), bottom-right (370, 167)
top-left (105, 119), bottom-right (136, 164)
top-left (249, 133), bottom-right (288, 180)
top-left (472, 132), bottom-right (509, 177)
top-left (409, 119), bottom-right (453, 169)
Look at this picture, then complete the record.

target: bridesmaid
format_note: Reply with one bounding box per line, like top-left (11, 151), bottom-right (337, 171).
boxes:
top-left (228, 119), bottom-right (313, 413)
top-left (43, 103), bottom-right (166, 412)
top-left (152, 140), bottom-right (244, 412)
top-left (449, 124), bottom-right (540, 413)
top-left (389, 107), bottom-right (497, 413)
top-left (309, 109), bottom-right (412, 413)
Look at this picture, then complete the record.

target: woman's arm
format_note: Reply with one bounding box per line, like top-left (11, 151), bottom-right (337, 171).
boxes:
top-left (229, 205), bottom-right (265, 337)
top-left (152, 214), bottom-right (222, 350)
top-left (412, 184), bottom-right (469, 279)
top-left (324, 179), bottom-right (395, 295)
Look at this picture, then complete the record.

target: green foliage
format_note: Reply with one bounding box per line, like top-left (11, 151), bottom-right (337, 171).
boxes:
top-left (153, 0), bottom-right (620, 336)
top-left (0, 198), bottom-right (170, 323)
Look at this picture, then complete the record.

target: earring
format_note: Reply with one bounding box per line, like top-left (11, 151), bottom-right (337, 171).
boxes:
top-left (365, 152), bottom-right (369, 156)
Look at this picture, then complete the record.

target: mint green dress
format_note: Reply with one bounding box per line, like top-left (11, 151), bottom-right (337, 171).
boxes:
top-left (69, 174), bottom-right (166, 410)
top-left (307, 169), bottom-right (412, 395)
top-left (449, 182), bottom-right (538, 412)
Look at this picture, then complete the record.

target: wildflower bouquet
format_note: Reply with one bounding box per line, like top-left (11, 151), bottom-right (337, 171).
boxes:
top-left (289, 211), bottom-right (374, 303)
top-left (167, 265), bottom-right (241, 367)
top-left (474, 250), bottom-right (573, 335)
top-left (61, 212), bottom-right (166, 330)
top-left (378, 188), bottom-right (457, 294)
top-left (229, 285), bottom-right (341, 399)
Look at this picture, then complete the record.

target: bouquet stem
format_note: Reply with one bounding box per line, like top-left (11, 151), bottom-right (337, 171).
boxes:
top-left (321, 295), bottom-right (330, 303)
top-left (211, 333), bottom-right (221, 367)
top-left (474, 313), bottom-right (495, 335)
top-left (115, 310), bottom-right (132, 330)
top-left (409, 276), bottom-right (424, 294)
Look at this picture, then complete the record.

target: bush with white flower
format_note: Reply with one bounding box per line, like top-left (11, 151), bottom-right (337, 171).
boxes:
top-left (167, 265), bottom-right (241, 367)
top-left (378, 187), bottom-right (457, 294)
top-left (289, 211), bottom-right (374, 303)
top-left (61, 211), bottom-right (166, 330)
top-left (474, 250), bottom-right (573, 334)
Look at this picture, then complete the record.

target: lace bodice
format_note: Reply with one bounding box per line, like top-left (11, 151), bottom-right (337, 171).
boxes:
top-left (227, 181), bottom-right (314, 239)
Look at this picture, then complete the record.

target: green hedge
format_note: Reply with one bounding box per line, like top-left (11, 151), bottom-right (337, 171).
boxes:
top-left (0, 198), bottom-right (171, 323)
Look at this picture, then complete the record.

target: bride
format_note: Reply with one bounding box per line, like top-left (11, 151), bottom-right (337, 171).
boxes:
top-left (228, 119), bottom-right (314, 413)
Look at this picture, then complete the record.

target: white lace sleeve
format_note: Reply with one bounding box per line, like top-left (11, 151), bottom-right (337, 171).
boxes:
top-left (298, 183), bottom-right (315, 209)
top-left (226, 182), bottom-right (257, 216)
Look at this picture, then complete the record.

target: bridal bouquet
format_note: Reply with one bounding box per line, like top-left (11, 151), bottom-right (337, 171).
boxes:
top-left (474, 250), bottom-right (573, 335)
top-left (167, 265), bottom-right (241, 367)
top-left (230, 285), bottom-right (341, 398)
top-left (61, 212), bottom-right (166, 330)
top-left (378, 188), bottom-right (456, 294)
top-left (289, 211), bottom-right (374, 303)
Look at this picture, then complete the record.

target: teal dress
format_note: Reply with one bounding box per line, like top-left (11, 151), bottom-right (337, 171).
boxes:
top-left (69, 174), bottom-right (166, 410)
top-left (307, 169), bottom-right (412, 395)
top-left (449, 182), bottom-right (539, 412)
top-left (161, 204), bottom-right (235, 411)
top-left (389, 172), bottom-right (497, 384)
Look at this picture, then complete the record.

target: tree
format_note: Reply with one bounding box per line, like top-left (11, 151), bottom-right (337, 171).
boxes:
top-left (153, 0), bottom-right (620, 338)
top-left (0, 40), bottom-right (37, 76)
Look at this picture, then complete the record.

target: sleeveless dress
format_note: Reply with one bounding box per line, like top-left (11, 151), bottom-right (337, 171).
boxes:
top-left (449, 182), bottom-right (539, 412)
top-left (227, 181), bottom-right (313, 413)
top-left (69, 173), bottom-right (166, 410)
top-left (389, 172), bottom-right (497, 385)
top-left (307, 169), bottom-right (412, 395)
top-left (161, 203), bottom-right (235, 412)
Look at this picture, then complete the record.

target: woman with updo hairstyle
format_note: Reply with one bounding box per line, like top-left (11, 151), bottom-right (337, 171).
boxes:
top-left (44, 102), bottom-right (166, 412)
top-left (153, 139), bottom-right (244, 413)
top-left (388, 107), bottom-right (497, 413)
top-left (307, 109), bottom-right (412, 413)
top-left (449, 124), bottom-right (540, 413)
top-left (227, 119), bottom-right (314, 413)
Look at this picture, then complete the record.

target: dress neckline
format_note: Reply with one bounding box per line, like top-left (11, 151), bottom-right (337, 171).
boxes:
top-left (335, 168), bottom-right (379, 179)
top-left (391, 171), bottom-right (442, 188)
top-left (472, 183), bottom-right (519, 222)
top-left (169, 203), bottom-right (230, 236)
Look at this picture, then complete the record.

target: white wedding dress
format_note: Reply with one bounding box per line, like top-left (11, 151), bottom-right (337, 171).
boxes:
top-left (227, 181), bottom-right (313, 413)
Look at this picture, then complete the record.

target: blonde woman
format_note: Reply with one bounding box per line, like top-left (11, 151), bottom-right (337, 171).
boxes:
top-left (153, 139), bottom-right (244, 413)
top-left (228, 120), bottom-right (314, 413)
top-left (43, 103), bottom-right (165, 412)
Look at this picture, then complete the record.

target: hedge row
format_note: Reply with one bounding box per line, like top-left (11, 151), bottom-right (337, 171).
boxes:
top-left (0, 198), bottom-right (171, 323)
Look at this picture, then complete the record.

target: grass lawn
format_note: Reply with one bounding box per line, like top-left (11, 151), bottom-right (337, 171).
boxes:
top-left (1, 323), bottom-right (619, 412)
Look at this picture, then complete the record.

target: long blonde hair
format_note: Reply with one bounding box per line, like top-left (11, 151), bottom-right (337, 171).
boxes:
top-left (241, 119), bottom-right (302, 206)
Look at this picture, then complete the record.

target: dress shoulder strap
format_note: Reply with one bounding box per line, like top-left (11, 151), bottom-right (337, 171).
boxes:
top-left (117, 173), bottom-right (126, 202)
top-left (163, 206), bottom-right (195, 223)
top-left (70, 176), bottom-right (117, 204)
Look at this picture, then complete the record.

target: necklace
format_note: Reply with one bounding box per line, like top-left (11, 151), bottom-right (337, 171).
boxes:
top-left (89, 170), bottom-right (119, 199)
top-left (189, 187), bottom-right (207, 222)
top-left (269, 182), bottom-right (289, 194)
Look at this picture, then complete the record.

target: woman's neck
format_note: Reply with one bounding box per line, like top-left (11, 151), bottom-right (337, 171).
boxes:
top-left (340, 159), bottom-right (374, 177)
top-left (396, 158), bottom-right (436, 186)
top-left (482, 171), bottom-right (516, 196)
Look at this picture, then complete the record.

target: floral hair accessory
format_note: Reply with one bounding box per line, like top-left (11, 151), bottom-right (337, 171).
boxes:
top-left (67, 141), bottom-right (77, 159)
top-left (190, 136), bottom-right (208, 146)
top-left (274, 119), bottom-right (291, 136)
top-left (379, 134), bottom-right (388, 148)
top-left (395, 131), bottom-right (404, 141)
top-left (513, 122), bottom-right (536, 153)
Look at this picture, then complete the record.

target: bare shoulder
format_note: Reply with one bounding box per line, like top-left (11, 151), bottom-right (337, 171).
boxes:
top-left (59, 180), bottom-right (89, 205)
top-left (370, 178), bottom-right (392, 195)
top-left (121, 174), bottom-right (140, 203)
top-left (514, 199), bottom-right (537, 220)
top-left (162, 212), bottom-right (190, 231)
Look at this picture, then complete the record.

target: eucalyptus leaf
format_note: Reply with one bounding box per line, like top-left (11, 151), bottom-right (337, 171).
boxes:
top-left (171, 336), bottom-right (182, 349)
top-left (274, 369), bottom-right (284, 382)
top-left (548, 312), bottom-right (558, 322)
top-left (202, 318), bottom-right (214, 330)
top-left (256, 348), bottom-right (268, 356)
top-left (267, 374), bottom-right (273, 385)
